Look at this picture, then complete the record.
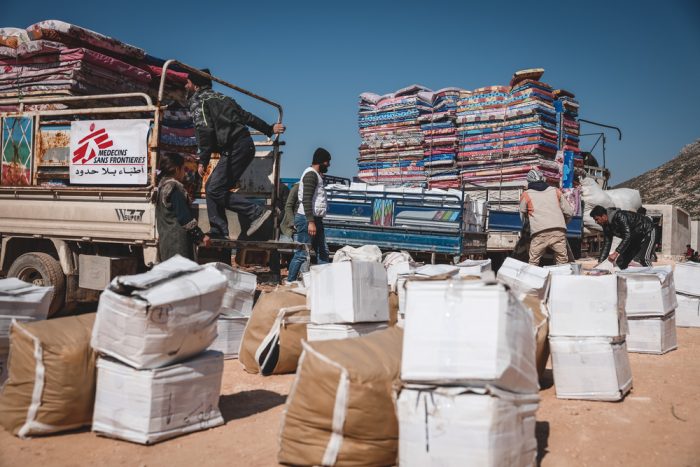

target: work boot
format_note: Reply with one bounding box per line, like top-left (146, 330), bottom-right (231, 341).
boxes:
top-left (246, 209), bottom-right (272, 236)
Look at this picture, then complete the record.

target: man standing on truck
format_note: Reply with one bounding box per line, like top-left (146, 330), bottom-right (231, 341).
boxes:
top-left (286, 148), bottom-right (332, 282)
top-left (187, 69), bottom-right (285, 239)
top-left (590, 205), bottom-right (656, 269)
top-left (519, 169), bottom-right (574, 265)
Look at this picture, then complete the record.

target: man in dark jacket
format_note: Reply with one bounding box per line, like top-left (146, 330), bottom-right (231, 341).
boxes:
top-left (187, 69), bottom-right (285, 238)
top-left (590, 205), bottom-right (656, 269)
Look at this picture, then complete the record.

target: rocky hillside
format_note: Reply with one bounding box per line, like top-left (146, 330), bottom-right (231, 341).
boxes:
top-left (616, 140), bottom-right (700, 218)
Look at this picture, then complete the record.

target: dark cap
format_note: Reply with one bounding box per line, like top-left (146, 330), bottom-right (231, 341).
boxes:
top-left (312, 147), bottom-right (331, 164)
top-left (188, 68), bottom-right (212, 88)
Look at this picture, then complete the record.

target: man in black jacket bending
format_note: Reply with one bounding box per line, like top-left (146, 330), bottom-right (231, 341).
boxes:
top-left (187, 69), bottom-right (285, 238)
top-left (590, 205), bottom-right (656, 269)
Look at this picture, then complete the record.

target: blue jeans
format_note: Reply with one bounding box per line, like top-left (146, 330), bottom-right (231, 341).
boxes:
top-left (287, 214), bottom-right (329, 281)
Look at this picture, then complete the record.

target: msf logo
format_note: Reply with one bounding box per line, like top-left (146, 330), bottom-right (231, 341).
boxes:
top-left (72, 122), bottom-right (113, 164)
top-left (115, 209), bottom-right (145, 222)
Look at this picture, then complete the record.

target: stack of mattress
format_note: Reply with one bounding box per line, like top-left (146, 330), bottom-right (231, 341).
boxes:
top-left (357, 69), bottom-right (582, 189)
top-left (357, 85), bottom-right (432, 185)
top-left (553, 89), bottom-right (581, 153)
top-left (422, 88), bottom-right (460, 189)
top-left (457, 69), bottom-right (563, 187)
top-left (0, 20), bottom-right (189, 109)
top-left (0, 20), bottom-right (199, 191)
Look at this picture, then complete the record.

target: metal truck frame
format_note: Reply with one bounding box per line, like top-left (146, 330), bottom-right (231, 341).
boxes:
top-left (0, 63), bottom-right (284, 314)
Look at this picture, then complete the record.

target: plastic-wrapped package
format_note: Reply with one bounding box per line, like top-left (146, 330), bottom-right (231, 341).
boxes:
top-left (550, 336), bottom-right (632, 401)
top-left (617, 266), bottom-right (677, 317)
top-left (626, 312), bottom-right (677, 354)
top-left (398, 385), bottom-right (538, 467)
top-left (549, 275), bottom-right (627, 338)
top-left (92, 351), bottom-right (224, 444)
top-left (402, 279), bottom-right (538, 394)
top-left (91, 256), bottom-right (227, 369)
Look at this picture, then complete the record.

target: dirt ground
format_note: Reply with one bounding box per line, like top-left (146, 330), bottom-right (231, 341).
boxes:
top-left (1, 329), bottom-right (699, 467)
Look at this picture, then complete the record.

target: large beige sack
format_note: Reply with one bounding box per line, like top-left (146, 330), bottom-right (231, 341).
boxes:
top-left (279, 326), bottom-right (403, 466)
top-left (239, 288), bottom-right (308, 375)
top-left (0, 313), bottom-right (97, 438)
top-left (521, 294), bottom-right (550, 382)
top-left (388, 291), bottom-right (399, 327)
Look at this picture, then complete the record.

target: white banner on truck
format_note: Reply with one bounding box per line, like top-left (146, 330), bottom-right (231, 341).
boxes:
top-left (70, 119), bottom-right (149, 185)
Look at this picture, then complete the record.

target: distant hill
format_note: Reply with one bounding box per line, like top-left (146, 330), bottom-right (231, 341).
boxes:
top-left (615, 140), bottom-right (700, 218)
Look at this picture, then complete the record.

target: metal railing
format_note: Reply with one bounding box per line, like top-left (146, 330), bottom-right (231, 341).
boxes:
top-left (156, 61), bottom-right (285, 238)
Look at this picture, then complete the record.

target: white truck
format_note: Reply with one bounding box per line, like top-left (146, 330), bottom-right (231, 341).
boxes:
top-left (0, 63), bottom-right (284, 315)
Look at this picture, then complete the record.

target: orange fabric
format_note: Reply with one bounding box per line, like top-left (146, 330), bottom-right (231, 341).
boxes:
top-left (520, 192), bottom-right (534, 215)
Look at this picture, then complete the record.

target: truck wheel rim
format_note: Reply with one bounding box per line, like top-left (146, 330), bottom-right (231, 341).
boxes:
top-left (16, 267), bottom-right (45, 287)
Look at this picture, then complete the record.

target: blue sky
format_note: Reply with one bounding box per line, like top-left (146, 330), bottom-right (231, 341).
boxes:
top-left (5, 0), bottom-right (700, 184)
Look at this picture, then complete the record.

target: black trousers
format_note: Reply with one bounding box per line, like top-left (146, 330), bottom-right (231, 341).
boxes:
top-left (205, 136), bottom-right (262, 237)
top-left (618, 228), bottom-right (656, 269)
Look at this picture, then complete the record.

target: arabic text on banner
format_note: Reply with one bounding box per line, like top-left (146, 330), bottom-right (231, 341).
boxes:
top-left (70, 119), bottom-right (150, 185)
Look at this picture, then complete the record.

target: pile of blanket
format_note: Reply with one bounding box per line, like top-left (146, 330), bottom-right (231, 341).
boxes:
top-left (0, 21), bottom-right (188, 110)
top-left (422, 88), bottom-right (460, 189)
top-left (357, 85), bottom-right (432, 184)
top-left (358, 70), bottom-right (584, 190)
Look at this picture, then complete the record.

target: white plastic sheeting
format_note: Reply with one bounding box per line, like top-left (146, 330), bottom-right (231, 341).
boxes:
top-left (92, 351), bottom-right (224, 444)
top-left (548, 275), bottom-right (627, 338)
top-left (617, 266), bottom-right (677, 317)
top-left (306, 322), bottom-right (388, 341)
top-left (91, 255), bottom-right (227, 369)
top-left (208, 315), bottom-right (248, 359)
top-left (496, 257), bottom-right (550, 299)
top-left (205, 262), bottom-right (256, 317)
top-left (676, 293), bottom-right (700, 327)
top-left (673, 262), bottom-right (700, 296)
top-left (309, 262), bottom-right (388, 324)
top-left (0, 278), bottom-right (53, 319)
top-left (626, 312), bottom-right (678, 354)
top-left (550, 336), bottom-right (632, 401)
top-left (398, 385), bottom-right (538, 467)
top-left (401, 280), bottom-right (538, 394)
top-left (332, 245), bottom-right (383, 263)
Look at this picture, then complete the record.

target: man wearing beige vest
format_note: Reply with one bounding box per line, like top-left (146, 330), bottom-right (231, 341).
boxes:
top-left (519, 169), bottom-right (574, 265)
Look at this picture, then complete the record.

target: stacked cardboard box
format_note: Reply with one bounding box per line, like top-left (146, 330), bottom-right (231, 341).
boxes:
top-left (0, 278), bottom-right (53, 384)
top-left (548, 275), bottom-right (632, 401)
top-left (674, 262), bottom-right (700, 327)
top-left (205, 263), bottom-right (257, 359)
top-left (90, 255), bottom-right (228, 444)
top-left (399, 278), bottom-right (539, 466)
top-left (307, 261), bottom-right (389, 340)
top-left (395, 264), bottom-right (460, 325)
top-left (496, 257), bottom-right (550, 300)
top-left (618, 266), bottom-right (678, 354)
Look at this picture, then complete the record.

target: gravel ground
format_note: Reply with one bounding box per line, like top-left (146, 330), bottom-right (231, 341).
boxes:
top-left (1, 329), bottom-right (699, 467)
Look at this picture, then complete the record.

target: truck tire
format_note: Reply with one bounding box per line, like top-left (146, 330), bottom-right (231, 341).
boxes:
top-left (8, 252), bottom-right (66, 317)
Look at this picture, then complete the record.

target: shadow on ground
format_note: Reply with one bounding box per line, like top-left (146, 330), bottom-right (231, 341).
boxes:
top-left (539, 369), bottom-right (554, 390)
top-left (536, 420), bottom-right (550, 466)
top-left (219, 389), bottom-right (287, 423)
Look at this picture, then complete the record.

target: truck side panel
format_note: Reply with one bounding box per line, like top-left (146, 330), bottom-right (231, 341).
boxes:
top-left (0, 197), bottom-right (156, 243)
